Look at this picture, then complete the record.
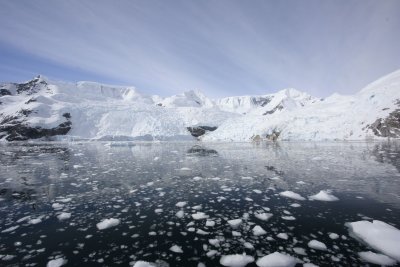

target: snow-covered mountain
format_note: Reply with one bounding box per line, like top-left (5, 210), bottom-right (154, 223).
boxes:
top-left (1, 70), bottom-right (400, 141)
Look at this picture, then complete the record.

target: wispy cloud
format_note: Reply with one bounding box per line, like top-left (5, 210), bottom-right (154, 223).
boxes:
top-left (0, 0), bottom-right (399, 97)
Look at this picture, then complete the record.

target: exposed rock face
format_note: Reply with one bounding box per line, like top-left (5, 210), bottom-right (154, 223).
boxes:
top-left (266, 130), bottom-right (280, 141)
top-left (186, 126), bottom-right (217, 137)
top-left (187, 145), bottom-right (218, 156)
top-left (0, 117), bottom-right (72, 141)
top-left (368, 108), bottom-right (400, 138)
top-left (0, 89), bottom-right (11, 96)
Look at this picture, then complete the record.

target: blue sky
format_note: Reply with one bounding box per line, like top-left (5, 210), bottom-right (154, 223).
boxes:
top-left (0, 0), bottom-right (399, 97)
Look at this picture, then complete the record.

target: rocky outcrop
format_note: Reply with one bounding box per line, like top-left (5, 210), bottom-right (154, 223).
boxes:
top-left (187, 145), bottom-right (218, 156)
top-left (0, 113), bottom-right (72, 141)
top-left (368, 108), bottom-right (400, 138)
top-left (186, 126), bottom-right (217, 137)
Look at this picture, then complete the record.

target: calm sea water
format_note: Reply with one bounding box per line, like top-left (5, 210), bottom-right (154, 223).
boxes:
top-left (0, 141), bottom-right (399, 266)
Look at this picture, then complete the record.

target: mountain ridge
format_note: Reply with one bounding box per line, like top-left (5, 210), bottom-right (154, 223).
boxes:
top-left (1, 70), bottom-right (400, 141)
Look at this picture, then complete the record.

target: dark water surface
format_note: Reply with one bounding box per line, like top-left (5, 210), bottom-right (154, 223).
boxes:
top-left (0, 141), bottom-right (399, 266)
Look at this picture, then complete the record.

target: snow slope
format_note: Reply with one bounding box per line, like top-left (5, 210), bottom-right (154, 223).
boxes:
top-left (1, 70), bottom-right (400, 141)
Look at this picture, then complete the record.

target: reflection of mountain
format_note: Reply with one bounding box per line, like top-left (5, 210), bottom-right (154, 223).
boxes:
top-left (187, 145), bottom-right (218, 156)
top-left (371, 142), bottom-right (400, 173)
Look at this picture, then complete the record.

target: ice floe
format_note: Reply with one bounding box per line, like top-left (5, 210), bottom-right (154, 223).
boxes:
top-left (307, 240), bottom-right (327, 251)
top-left (219, 254), bottom-right (254, 267)
top-left (279, 191), bottom-right (305, 201)
top-left (256, 252), bottom-right (300, 267)
top-left (309, 190), bottom-right (339, 201)
top-left (346, 220), bottom-right (400, 261)
top-left (358, 251), bottom-right (396, 266)
top-left (96, 218), bottom-right (120, 230)
top-left (46, 257), bottom-right (67, 267)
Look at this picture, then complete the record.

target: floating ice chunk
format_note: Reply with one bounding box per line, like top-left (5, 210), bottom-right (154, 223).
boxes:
top-left (170, 245), bottom-right (183, 253)
top-left (243, 242), bottom-right (254, 249)
top-left (196, 229), bottom-right (209, 235)
top-left (290, 203), bottom-right (301, 208)
top-left (309, 190), bottom-right (339, 201)
top-left (206, 220), bottom-right (215, 227)
top-left (228, 219), bottom-right (242, 228)
top-left (193, 176), bottom-right (203, 181)
top-left (219, 254), bottom-right (254, 267)
top-left (281, 216), bottom-right (296, 221)
top-left (252, 225), bottom-right (267, 236)
top-left (153, 157), bottom-right (159, 161)
top-left (292, 247), bottom-right (307, 256)
top-left (29, 218), bottom-right (42, 224)
top-left (232, 231), bottom-right (241, 237)
top-left (255, 212), bottom-right (273, 221)
top-left (192, 212), bottom-right (209, 220)
top-left (1, 225), bottom-right (19, 233)
top-left (132, 261), bottom-right (156, 267)
top-left (209, 239), bottom-right (220, 247)
top-left (207, 250), bottom-right (218, 257)
top-left (277, 233), bottom-right (288, 240)
top-left (358, 251), bottom-right (396, 266)
top-left (57, 212), bottom-right (71, 221)
top-left (308, 240), bottom-right (327, 251)
top-left (329, 233), bottom-right (339, 239)
top-left (96, 218), bottom-right (120, 230)
top-left (176, 210), bottom-right (185, 218)
top-left (256, 252), bottom-right (300, 267)
top-left (154, 209), bottom-right (163, 214)
top-left (47, 257), bottom-right (67, 267)
top-left (253, 189), bottom-right (262, 194)
top-left (176, 201), bottom-right (187, 208)
top-left (303, 263), bottom-right (319, 267)
top-left (58, 198), bottom-right (72, 203)
top-left (279, 191), bottom-right (305, 201)
top-left (52, 203), bottom-right (64, 210)
top-left (346, 220), bottom-right (400, 261)
top-left (180, 167), bottom-right (191, 171)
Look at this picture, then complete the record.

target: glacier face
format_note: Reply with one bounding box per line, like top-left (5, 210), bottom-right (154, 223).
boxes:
top-left (0, 70), bottom-right (400, 141)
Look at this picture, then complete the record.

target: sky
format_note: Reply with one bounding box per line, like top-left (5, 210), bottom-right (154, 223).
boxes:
top-left (0, 0), bottom-right (399, 98)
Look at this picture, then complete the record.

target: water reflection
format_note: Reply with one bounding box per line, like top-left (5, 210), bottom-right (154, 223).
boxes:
top-left (0, 141), bottom-right (399, 266)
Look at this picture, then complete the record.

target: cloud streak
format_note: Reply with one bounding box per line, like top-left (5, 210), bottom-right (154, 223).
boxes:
top-left (0, 0), bottom-right (399, 97)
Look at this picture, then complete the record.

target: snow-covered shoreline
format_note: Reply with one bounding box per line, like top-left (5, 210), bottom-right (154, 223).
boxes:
top-left (1, 69), bottom-right (400, 141)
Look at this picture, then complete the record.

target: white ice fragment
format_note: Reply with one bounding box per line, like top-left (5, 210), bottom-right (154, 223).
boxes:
top-left (132, 261), bottom-right (156, 267)
top-left (309, 190), bottom-right (339, 201)
top-left (219, 254), bottom-right (255, 267)
top-left (346, 220), bottom-right (400, 261)
top-left (292, 247), bottom-right (307, 256)
top-left (329, 233), bottom-right (339, 239)
top-left (96, 218), bottom-right (120, 230)
top-left (253, 189), bottom-right (262, 194)
top-left (227, 219), bottom-right (242, 228)
top-left (176, 210), bottom-right (185, 218)
top-left (206, 220), bottom-right (215, 227)
top-left (47, 257), bottom-right (67, 267)
top-left (279, 191), bottom-right (305, 201)
top-left (196, 229), bottom-right (209, 235)
top-left (57, 212), bottom-right (71, 221)
top-left (180, 167), bottom-right (191, 171)
top-left (358, 251), bottom-right (396, 266)
top-left (252, 225), bottom-right (267, 236)
top-left (277, 233), bottom-right (288, 240)
top-left (175, 201), bottom-right (187, 208)
top-left (29, 218), bottom-right (42, 224)
top-left (52, 203), bottom-right (64, 210)
top-left (256, 252), bottom-right (300, 267)
top-left (308, 240), bottom-right (327, 251)
top-left (255, 212), bottom-right (273, 221)
top-left (1, 226), bottom-right (19, 233)
top-left (192, 212), bottom-right (209, 220)
top-left (170, 245), bottom-right (183, 253)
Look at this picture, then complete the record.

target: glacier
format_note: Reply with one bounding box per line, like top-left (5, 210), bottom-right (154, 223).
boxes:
top-left (1, 69), bottom-right (400, 141)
